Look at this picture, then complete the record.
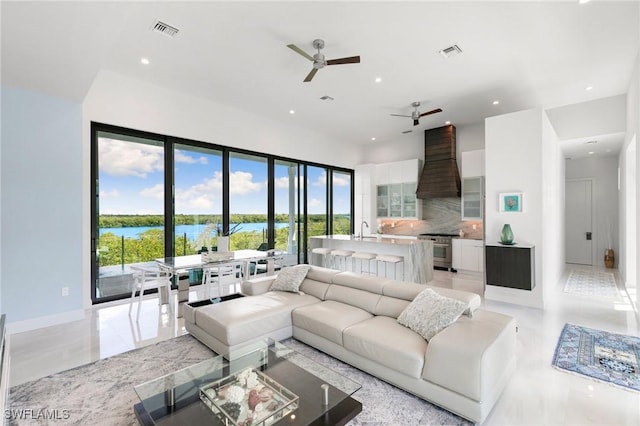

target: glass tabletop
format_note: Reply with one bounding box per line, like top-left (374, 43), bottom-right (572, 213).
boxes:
top-left (134, 339), bottom-right (361, 425)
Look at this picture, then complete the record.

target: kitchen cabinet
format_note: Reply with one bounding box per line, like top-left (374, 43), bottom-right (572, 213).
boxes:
top-left (462, 177), bottom-right (483, 220)
top-left (461, 149), bottom-right (485, 177)
top-left (485, 243), bottom-right (535, 290)
top-left (452, 238), bottom-right (484, 272)
top-left (377, 183), bottom-right (418, 218)
top-left (375, 159), bottom-right (422, 219)
top-left (355, 164), bottom-right (376, 233)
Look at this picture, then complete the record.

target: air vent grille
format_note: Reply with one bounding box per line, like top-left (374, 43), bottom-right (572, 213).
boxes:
top-left (152, 20), bottom-right (179, 37)
top-left (320, 95), bottom-right (335, 101)
top-left (439, 44), bottom-right (462, 58)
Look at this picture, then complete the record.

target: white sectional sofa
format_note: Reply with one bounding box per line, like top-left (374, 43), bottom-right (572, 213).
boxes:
top-left (184, 266), bottom-right (516, 424)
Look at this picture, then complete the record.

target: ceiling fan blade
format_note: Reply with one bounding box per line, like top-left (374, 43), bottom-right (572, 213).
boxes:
top-left (327, 56), bottom-right (360, 65)
top-left (390, 114), bottom-right (412, 118)
top-left (413, 119), bottom-right (420, 126)
top-left (287, 44), bottom-right (314, 62)
top-left (418, 108), bottom-right (443, 117)
top-left (303, 68), bottom-right (319, 82)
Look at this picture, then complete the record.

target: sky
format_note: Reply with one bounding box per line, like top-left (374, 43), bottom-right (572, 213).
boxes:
top-left (98, 138), bottom-right (351, 216)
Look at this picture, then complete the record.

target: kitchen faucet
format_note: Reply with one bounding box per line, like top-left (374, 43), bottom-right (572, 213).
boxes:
top-left (360, 220), bottom-right (369, 239)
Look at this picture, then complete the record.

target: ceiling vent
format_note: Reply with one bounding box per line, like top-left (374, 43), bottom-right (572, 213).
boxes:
top-left (320, 95), bottom-right (335, 101)
top-left (151, 20), bottom-right (179, 38)
top-left (439, 44), bottom-right (462, 59)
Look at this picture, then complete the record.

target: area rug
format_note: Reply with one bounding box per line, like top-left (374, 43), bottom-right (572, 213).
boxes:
top-left (9, 335), bottom-right (470, 425)
top-left (552, 323), bottom-right (640, 392)
top-left (563, 269), bottom-right (620, 298)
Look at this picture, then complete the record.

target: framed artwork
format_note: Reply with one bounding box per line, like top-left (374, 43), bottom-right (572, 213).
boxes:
top-left (499, 192), bottom-right (523, 212)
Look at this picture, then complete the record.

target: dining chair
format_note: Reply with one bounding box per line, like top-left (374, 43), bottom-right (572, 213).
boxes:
top-left (201, 261), bottom-right (244, 299)
top-left (129, 265), bottom-right (173, 321)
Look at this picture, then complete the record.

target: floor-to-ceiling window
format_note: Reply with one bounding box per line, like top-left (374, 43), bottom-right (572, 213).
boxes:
top-left (91, 123), bottom-right (353, 303)
top-left (275, 160), bottom-right (302, 264)
top-left (228, 153), bottom-right (269, 250)
top-left (332, 170), bottom-right (352, 235)
top-left (173, 143), bottom-right (223, 254)
top-left (92, 129), bottom-right (166, 302)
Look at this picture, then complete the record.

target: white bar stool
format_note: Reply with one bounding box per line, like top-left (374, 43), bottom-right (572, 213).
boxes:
top-left (331, 249), bottom-right (355, 271)
top-left (311, 247), bottom-right (333, 268)
top-left (376, 254), bottom-right (404, 280)
top-left (351, 252), bottom-right (377, 275)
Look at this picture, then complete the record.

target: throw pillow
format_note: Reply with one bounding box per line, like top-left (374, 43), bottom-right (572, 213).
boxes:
top-left (269, 265), bottom-right (311, 293)
top-left (397, 288), bottom-right (468, 341)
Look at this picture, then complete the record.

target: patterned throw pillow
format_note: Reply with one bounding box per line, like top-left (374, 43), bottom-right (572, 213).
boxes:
top-left (269, 265), bottom-right (311, 293)
top-left (397, 288), bottom-right (468, 341)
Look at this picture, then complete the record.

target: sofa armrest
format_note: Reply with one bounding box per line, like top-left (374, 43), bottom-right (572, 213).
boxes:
top-left (422, 309), bottom-right (517, 402)
top-left (240, 275), bottom-right (277, 295)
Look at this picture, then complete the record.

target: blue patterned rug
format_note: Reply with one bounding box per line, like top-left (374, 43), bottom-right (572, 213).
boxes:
top-left (552, 323), bottom-right (640, 392)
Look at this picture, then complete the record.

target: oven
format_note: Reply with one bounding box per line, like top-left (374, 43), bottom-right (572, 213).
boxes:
top-left (418, 233), bottom-right (455, 270)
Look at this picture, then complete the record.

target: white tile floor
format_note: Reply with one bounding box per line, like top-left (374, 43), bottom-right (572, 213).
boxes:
top-left (8, 265), bottom-right (640, 425)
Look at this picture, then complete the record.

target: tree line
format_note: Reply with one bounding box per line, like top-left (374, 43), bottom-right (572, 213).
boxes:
top-left (99, 214), bottom-right (337, 228)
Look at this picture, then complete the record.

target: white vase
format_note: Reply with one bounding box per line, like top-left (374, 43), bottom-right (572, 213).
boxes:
top-left (217, 236), bottom-right (230, 252)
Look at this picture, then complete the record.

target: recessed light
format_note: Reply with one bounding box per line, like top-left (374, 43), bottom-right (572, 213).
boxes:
top-left (140, 57), bottom-right (150, 65)
top-left (445, 121), bottom-right (451, 125)
top-left (289, 110), bottom-right (295, 115)
top-left (371, 137), bottom-right (376, 141)
top-left (579, 0), bottom-right (591, 4)
top-left (588, 151), bottom-right (594, 155)
top-left (585, 86), bottom-right (593, 91)
top-left (492, 100), bottom-right (500, 105)
top-left (375, 77), bottom-right (382, 83)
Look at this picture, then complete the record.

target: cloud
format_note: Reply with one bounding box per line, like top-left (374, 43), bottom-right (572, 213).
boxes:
top-left (98, 138), bottom-right (163, 178)
top-left (313, 171), bottom-right (327, 187)
top-left (175, 150), bottom-right (208, 165)
top-left (333, 173), bottom-right (350, 186)
top-left (309, 198), bottom-right (322, 208)
top-left (140, 184), bottom-right (164, 199)
top-left (229, 171), bottom-right (264, 195)
top-left (99, 189), bottom-right (120, 198)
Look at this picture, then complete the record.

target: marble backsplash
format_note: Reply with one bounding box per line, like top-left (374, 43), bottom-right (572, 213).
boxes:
top-left (378, 197), bottom-right (484, 239)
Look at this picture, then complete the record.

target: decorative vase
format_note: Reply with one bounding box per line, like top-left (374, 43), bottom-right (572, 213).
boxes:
top-left (217, 236), bottom-right (229, 252)
top-left (217, 236), bottom-right (230, 252)
top-left (500, 224), bottom-right (514, 244)
top-left (604, 249), bottom-right (615, 268)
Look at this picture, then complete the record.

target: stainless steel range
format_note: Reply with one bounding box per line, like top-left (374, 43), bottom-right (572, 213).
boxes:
top-left (418, 233), bottom-right (457, 271)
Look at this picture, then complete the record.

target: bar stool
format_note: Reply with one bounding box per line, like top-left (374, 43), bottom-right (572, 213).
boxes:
top-left (331, 249), bottom-right (354, 271)
top-left (311, 247), bottom-right (333, 268)
top-left (351, 252), bottom-right (377, 275)
top-left (376, 254), bottom-right (404, 280)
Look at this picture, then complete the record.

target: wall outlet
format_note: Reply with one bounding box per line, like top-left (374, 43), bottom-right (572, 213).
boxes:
top-left (472, 224), bottom-right (477, 230)
top-left (61, 287), bottom-right (70, 297)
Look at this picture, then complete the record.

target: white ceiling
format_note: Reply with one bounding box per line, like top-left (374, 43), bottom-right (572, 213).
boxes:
top-left (2, 1), bottom-right (638, 155)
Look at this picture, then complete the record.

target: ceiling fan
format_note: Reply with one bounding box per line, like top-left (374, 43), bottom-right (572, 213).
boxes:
top-left (287, 39), bottom-right (360, 82)
top-left (391, 101), bottom-right (443, 126)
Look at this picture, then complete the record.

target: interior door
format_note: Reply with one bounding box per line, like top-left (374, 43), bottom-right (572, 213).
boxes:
top-left (565, 179), bottom-right (593, 265)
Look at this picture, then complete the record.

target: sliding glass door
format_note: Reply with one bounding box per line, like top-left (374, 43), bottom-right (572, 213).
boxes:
top-left (91, 123), bottom-right (353, 303)
top-left (92, 130), bottom-right (165, 302)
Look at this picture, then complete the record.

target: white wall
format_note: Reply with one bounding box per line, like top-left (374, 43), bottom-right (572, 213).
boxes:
top-left (1, 86), bottom-right (84, 323)
top-left (485, 108), bottom-right (563, 309)
top-left (565, 155), bottom-right (620, 267)
top-left (619, 48), bottom-right (640, 307)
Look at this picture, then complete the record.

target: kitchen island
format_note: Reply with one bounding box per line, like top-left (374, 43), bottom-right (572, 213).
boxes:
top-left (310, 235), bottom-right (433, 284)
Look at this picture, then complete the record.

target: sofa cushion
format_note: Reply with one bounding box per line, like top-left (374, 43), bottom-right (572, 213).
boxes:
top-left (270, 264), bottom-right (310, 293)
top-left (343, 316), bottom-right (428, 379)
top-left (325, 284), bottom-right (381, 314)
top-left (292, 300), bottom-right (373, 345)
top-left (194, 292), bottom-right (319, 346)
top-left (397, 288), bottom-right (467, 341)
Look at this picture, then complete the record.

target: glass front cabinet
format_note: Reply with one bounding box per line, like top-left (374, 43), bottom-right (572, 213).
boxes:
top-left (377, 183), bottom-right (419, 218)
top-left (461, 177), bottom-right (483, 220)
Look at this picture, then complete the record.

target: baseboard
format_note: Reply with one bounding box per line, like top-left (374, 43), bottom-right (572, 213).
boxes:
top-left (5, 309), bottom-right (86, 335)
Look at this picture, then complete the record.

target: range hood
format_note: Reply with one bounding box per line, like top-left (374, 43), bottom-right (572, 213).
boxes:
top-left (416, 125), bottom-right (461, 199)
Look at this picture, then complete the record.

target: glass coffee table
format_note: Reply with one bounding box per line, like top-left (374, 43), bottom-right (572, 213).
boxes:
top-left (133, 339), bottom-right (362, 425)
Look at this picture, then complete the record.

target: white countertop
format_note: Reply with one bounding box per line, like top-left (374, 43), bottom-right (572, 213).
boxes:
top-left (311, 235), bottom-right (428, 246)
